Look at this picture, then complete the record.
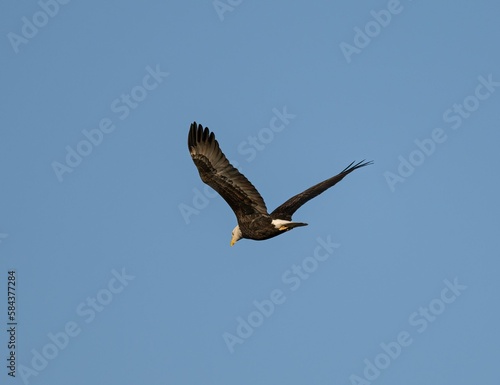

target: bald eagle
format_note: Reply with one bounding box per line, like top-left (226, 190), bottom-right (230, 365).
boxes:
top-left (188, 122), bottom-right (372, 246)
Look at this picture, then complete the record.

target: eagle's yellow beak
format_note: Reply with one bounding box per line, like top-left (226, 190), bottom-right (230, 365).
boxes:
top-left (230, 226), bottom-right (241, 246)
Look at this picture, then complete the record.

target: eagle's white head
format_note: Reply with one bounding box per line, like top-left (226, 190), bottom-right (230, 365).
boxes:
top-left (230, 225), bottom-right (243, 247)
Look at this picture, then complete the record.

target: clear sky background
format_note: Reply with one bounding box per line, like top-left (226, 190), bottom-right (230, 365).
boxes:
top-left (1, 1), bottom-right (499, 384)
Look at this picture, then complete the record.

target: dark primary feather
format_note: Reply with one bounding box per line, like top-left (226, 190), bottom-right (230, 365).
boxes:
top-left (270, 160), bottom-right (373, 220)
top-left (188, 122), bottom-right (268, 218)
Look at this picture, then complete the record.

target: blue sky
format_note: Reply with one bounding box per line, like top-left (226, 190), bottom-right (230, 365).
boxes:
top-left (1, 1), bottom-right (499, 384)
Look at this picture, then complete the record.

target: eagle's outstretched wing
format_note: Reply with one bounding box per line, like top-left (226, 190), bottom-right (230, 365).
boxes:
top-left (270, 160), bottom-right (373, 220)
top-left (188, 122), bottom-right (268, 218)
